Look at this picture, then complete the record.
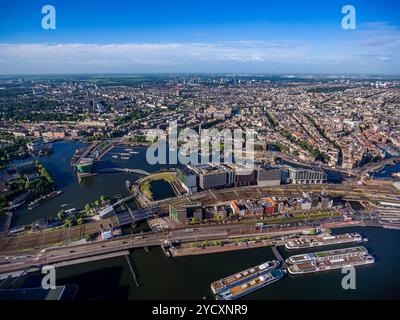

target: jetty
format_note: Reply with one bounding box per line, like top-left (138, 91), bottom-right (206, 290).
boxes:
top-left (125, 255), bottom-right (140, 287)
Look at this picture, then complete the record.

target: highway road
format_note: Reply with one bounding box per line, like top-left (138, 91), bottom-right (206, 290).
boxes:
top-left (1, 183), bottom-right (399, 254)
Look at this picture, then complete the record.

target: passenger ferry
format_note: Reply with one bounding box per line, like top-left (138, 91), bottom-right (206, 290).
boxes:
top-left (286, 246), bottom-right (369, 264)
top-left (286, 246), bottom-right (375, 275)
top-left (285, 232), bottom-right (364, 250)
top-left (211, 260), bottom-right (279, 295)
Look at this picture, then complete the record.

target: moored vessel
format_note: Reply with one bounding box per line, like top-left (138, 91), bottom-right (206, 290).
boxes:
top-left (211, 260), bottom-right (279, 295)
top-left (285, 232), bottom-right (364, 250)
top-left (216, 268), bottom-right (286, 300)
top-left (27, 190), bottom-right (63, 210)
top-left (286, 246), bottom-right (375, 275)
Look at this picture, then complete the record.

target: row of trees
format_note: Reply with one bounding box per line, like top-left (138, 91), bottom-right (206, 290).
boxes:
top-left (84, 194), bottom-right (110, 213)
top-left (57, 195), bottom-right (110, 228)
top-left (35, 160), bottom-right (54, 185)
top-left (57, 209), bottom-right (87, 228)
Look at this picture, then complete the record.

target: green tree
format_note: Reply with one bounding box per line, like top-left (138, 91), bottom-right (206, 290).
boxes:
top-left (64, 219), bottom-right (72, 228)
top-left (57, 210), bottom-right (65, 221)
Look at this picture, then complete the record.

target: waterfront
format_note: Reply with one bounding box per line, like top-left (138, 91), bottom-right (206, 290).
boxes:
top-left (17, 226), bottom-right (400, 300)
top-left (5, 141), bottom-right (400, 300)
top-left (10, 141), bottom-right (175, 227)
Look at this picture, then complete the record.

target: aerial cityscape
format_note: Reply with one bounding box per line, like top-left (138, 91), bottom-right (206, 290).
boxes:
top-left (0, 0), bottom-right (400, 306)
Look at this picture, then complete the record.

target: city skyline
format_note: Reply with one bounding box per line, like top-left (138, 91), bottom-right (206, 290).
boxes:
top-left (1, 0), bottom-right (400, 74)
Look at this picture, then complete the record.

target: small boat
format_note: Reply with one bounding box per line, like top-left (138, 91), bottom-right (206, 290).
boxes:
top-left (8, 202), bottom-right (25, 210)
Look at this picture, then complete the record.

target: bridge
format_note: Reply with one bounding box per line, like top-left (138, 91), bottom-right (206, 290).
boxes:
top-left (112, 195), bottom-right (135, 207)
top-left (97, 168), bottom-right (150, 176)
top-left (353, 157), bottom-right (400, 175)
top-left (271, 245), bottom-right (285, 264)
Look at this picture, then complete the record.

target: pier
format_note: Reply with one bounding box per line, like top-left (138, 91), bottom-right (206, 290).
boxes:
top-left (272, 246), bottom-right (285, 264)
top-left (0, 212), bottom-right (13, 236)
top-left (125, 255), bottom-right (140, 287)
top-left (52, 251), bottom-right (130, 268)
top-left (161, 244), bottom-right (171, 257)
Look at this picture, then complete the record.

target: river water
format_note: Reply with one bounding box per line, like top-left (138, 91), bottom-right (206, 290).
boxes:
top-left (373, 162), bottom-right (400, 179)
top-left (11, 142), bottom-right (175, 227)
top-left (18, 226), bottom-right (400, 300)
top-left (7, 141), bottom-right (400, 299)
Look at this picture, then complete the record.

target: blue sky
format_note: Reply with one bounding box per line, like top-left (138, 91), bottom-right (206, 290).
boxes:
top-left (0, 0), bottom-right (399, 74)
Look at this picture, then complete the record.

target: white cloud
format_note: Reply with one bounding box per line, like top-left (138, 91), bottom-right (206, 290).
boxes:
top-left (0, 27), bottom-right (399, 74)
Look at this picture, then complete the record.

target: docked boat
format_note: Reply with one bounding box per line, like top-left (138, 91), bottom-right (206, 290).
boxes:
top-left (8, 202), bottom-right (25, 210)
top-left (211, 260), bottom-right (279, 295)
top-left (285, 232), bottom-right (364, 250)
top-left (216, 268), bottom-right (286, 300)
top-left (27, 190), bottom-right (63, 211)
top-left (286, 246), bottom-right (369, 264)
top-left (286, 246), bottom-right (375, 275)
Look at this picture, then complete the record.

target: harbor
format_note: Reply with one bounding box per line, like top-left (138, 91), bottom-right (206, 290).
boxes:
top-left (207, 232), bottom-right (376, 299)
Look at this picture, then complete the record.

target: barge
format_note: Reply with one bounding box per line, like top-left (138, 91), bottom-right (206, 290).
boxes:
top-left (211, 260), bottom-right (279, 295)
top-left (216, 268), bottom-right (286, 300)
top-left (27, 190), bottom-right (63, 211)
